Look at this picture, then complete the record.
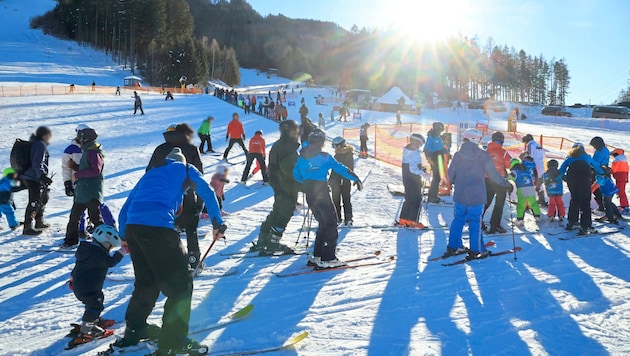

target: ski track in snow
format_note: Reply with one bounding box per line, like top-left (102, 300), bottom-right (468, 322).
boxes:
top-left (1, 0), bottom-right (630, 355)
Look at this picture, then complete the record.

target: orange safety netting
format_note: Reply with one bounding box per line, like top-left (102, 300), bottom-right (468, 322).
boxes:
top-left (0, 84), bottom-right (203, 97)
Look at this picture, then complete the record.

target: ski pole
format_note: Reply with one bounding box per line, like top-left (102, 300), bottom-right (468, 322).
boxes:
top-left (305, 208), bottom-right (314, 250)
top-left (195, 225), bottom-right (227, 276)
top-left (507, 186), bottom-right (518, 261)
top-left (294, 194), bottom-right (308, 247)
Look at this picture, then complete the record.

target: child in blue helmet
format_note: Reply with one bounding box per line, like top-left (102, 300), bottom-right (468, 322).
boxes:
top-left (595, 169), bottom-right (622, 224)
top-left (509, 158), bottom-right (541, 226)
top-left (0, 168), bottom-right (22, 230)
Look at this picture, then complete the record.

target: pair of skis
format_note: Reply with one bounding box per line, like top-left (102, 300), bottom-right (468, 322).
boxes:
top-left (426, 241), bottom-right (522, 266)
top-left (274, 251), bottom-right (395, 277)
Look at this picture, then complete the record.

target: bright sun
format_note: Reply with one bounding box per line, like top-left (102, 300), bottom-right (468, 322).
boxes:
top-left (382, 0), bottom-right (472, 42)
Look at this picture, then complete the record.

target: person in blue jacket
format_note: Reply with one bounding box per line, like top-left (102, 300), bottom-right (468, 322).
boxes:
top-left (595, 169), bottom-right (622, 224)
top-left (590, 136), bottom-right (610, 211)
top-left (445, 129), bottom-right (512, 260)
top-left (563, 143), bottom-right (598, 234)
top-left (423, 122), bottom-right (446, 203)
top-left (559, 143), bottom-right (604, 176)
top-left (0, 168), bottom-right (22, 230)
top-left (293, 129), bottom-right (363, 269)
top-left (115, 148), bottom-right (226, 356)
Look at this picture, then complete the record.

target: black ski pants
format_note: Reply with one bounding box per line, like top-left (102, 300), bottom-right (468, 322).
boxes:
top-left (304, 181), bottom-right (339, 261)
top-left (400, 176), bottom-right (422, 222)
top-left (259, 188), bottom-right (297, 242)
top-left (241, 153), bottom-right (268, 182)
top-left (223, 138), bottom-right (247, 159)
top-left (65, 199), bottom-right (103, 245)
top-left (568, 192), bottom-right (592, 230)
top-left (175, 192), bottom-right (202, 256)
top-left (74, 289), bottom-right (104, 322)
top-left (484, 178), bottom-right (507, 229)
top-left (330, 177), bottom-right (352, 223)
top-left (23, 179), bottom-right (49, 226)
top-left (198, 133), bottom-right (212, 153)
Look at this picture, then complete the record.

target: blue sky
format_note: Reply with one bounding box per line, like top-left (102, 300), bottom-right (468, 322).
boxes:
top-left (248, 0), bottom-right (630, 104)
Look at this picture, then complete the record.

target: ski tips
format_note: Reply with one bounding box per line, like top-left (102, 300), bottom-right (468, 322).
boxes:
top-left (284, 331), bottom-right (309, 347)
top-left (231, 304), bottom-right (254, 319)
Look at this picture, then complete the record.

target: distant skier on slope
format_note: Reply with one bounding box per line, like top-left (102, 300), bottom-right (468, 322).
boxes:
top-left (359, 123), bottom-right (370, 158)
top-left (133, 91), bottom-right (144, 115)
top-left (223, 113), bottom-right (248, 161)
top-left (240, 130), bottom-right (268, 184)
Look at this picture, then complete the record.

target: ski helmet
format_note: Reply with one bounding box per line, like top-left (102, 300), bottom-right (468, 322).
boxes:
top-left (547, 159), bottom-right (559, 169)
top-left (410, 133), bottom-right (426, 146)
top-left (589, 136), bottom-right (605, 149)
top-left (462, 129), bottom-right (483, 144)
top-left (510, 158), bottom-right (521, 169)
top-left (331, 136), bottom-right (346, 148)
top-left (612, 148), bottom-right (625, 156)
top-left (75, 124), bottom-right (90, 133)
top-left (433, 122), bottom-right (445, 132)
top-left (572, 142), bottom-right (585, 149)
top-left (2, 167), bottom-right (16, 178)
top-left (279, 120), bottom-right (298, 135)
top-left (521, 134), bottom-right (534, 143)
top-left (255, 130), bottom-right (263, 136)
top-left (92, 225), bottom-right (122, 249)
top-left (308, 129), bottom-right (326, 145)
top-left (491, 131), bottom-right (504, 144)
top-left (165, 124), bottom-right (177, 133)
top-left (78, 128), bottom-right (98, 144)
top-left (519, 151), bottom-right (531, 160)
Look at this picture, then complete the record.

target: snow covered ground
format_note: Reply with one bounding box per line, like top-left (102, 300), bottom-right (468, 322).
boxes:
top-left (1, 1), bottom-right (630, 355)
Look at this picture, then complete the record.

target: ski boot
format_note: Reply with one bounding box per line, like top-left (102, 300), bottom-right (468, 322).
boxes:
top-left (465, 250), bottom-right (492, 261)
top-left (442, 246), bottom-right (469, 258)
top-left (487, 225), bottom-right (507, 234)
top-left (577, 227), bottom-right (598, 236)
top-left (66, 321), bottom-right (114, 349)
top-left (315, 258), bottom-right (347, 269)
top-left (149, 338), bottom-right (208, 356)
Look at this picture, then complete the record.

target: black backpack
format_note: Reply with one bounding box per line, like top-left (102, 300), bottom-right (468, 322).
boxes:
top-left (10, 139), bottom-right (32, 174)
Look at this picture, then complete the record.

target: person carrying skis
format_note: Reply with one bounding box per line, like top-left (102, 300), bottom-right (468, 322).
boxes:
top-left (0, 168), bottom-right (22, 230)
top-left (522, 134), bottom-right (546, 205)
top-left (424, 122), bottom-right (447, 204)
top-left (210, 165), bottom-right (230, 215)
top-left (359, 123), bottom-right (370, 158)
top-left (611, 148), bottom-right (629, 214)
top-left (223, 113), bottom-right (248, 161)
top-left (62, 128), bottom-right (105, 248)
top-left (252, 120), bottom-right (301, 256)
top-left (198, 116), bottom-right (215, 154)
top-left (21, 126), bottom-right (53, 236)
top-left (509, 158), bottom-right (541, 226)
top-left (444, 129), bottom-right (512, 260)
top-left (240, 130), bottom-right (268, 184)
top-left (543, 159), bottom-right (565, 222)
top-left (146, 123), bottom-right (205, 269)
top-left (115, 148), bottom-right (226, 356)
top-left (483, 131), bottom-right (512, 234)
top-left (67, 225), bottom-right (127, 348)
top-left (398, 133), bottom-right (428, 228)
top-left (562, 142), bottom-right (602, 234)
top-left (590, 136), bottom-right (610, 212)
top-left (133, 91), bottom-right (144, 115)
top-left (330, 137), bottom-right (355, 226)
top-left (594, 169), bottom-right (622, 224)
top-left (293, 129), bottom-right (363, 268)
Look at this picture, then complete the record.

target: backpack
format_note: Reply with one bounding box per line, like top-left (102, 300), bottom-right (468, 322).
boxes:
top-left (10, 139), bottom-right (32, 174)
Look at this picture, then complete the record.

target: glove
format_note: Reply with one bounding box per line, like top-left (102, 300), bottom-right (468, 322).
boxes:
top-left (64, 180), bottom-right (75, 197)
top-left (67, 277), bottom-right (73, 291)
top-left (116, 246), bottom-right (129, 256)
top-left (354, 179), bottom-right (363, 191)
top-left (67, 160), bottom-right (79, 170)
top-left (507, 183), bottom-right (514, 194)
top-left (40, 175), bottom-right (53, 185)
top-left (417, 164), bottom-right (427, 172)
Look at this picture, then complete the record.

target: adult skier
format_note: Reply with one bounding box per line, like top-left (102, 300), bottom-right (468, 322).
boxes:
top-left (444, 129), bottom-right (512, 260)
top-left (398, 133), bottom-right (428, 228)
top-left (251, 120), bottom-right (301, 255)
top-left (223, 113), bottom-right (248, 161)
top-left (330, 137), bottom-right (355, 225)
top-left (483, 131), bottom-right (512, 234)
top-left (563, 143), bottom-right (598, 234)
top-left (424, 122), bottom-right (447, 204)
top-left (240, 130), bottom-right (268, 184)
top-left (62, 124), bottom-right (89, 197)
top-left (294, 129), bottom-right (363, 268)
top-left (299, 103), bottom-right (309, 121)
top-left (197, 116), bottom-right (215, 154)
top-left (21, 126), bottom-right (53, 236)
top-left (115, 148), bottom-right (226, 356)
top-left (146, 124), bottom-right (205, 269)
top-left (133, 91), bottom-right (144, 115)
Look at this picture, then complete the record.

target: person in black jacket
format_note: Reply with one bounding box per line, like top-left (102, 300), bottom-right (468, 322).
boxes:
top-left (330, 137), bottom-right (355, 225)
top-left (564, 144), bottom-right (597, 235)
top-left (21, 126), bottom-right (53, 236)
top-left (299, 117), bottom-right (316, 145)
top-left (69, 225), bottom-right (126, 345)
top-left (146, 124), bottom-right (204, 268)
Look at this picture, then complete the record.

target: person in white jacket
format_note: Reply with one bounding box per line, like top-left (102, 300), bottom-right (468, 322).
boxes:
top-left (398, 133), bottom-right (430, 227)
top-left (62, 124), bottom-right (89, 196)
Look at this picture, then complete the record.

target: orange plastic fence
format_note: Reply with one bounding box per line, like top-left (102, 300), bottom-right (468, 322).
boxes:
top-left (0, 84), bottom-right (202, 97)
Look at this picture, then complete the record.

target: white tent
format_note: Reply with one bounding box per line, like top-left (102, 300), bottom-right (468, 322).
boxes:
top-left (375, 86), bottom-right (414, 105)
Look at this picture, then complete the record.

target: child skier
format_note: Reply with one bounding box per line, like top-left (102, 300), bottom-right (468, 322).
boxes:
top-left (543, 159), bottom-right (565, 222)
top-left (359, 123), bottom-right (370, 158)
top-left (318, 113), bottom-right (326, 129)
top-left (240, 130), bottom-right (268, 184)
top-left (293, 129), bottom-right (363, 268)
top-left (0, 168), bottom-right (22, 230)
top-left (522, 134), bottom-right (546, 205)
top-left (398, 133), bottom-right (428, 228)
top-left (595, 169), bottom-right (621, 224)
top-left (611, 148), bottom-right (629, 214)
top-left (509, 158), bottom-right (541, 226)
top-left (68, 225), bottom-right (126, 348)
top-left (330, 137), bottom-right (355, 226)
top-left (210, 165), bottom-right (230, 215)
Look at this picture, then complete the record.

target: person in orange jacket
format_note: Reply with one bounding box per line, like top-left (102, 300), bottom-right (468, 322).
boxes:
top-left (241, 130), bottom-right (268, 183)
top-left (611, 148), bottom-right (629, 213)
top-left (483, 131), bottom-right (512, 234)
top-left (223, 113), bottom-right (248, 161)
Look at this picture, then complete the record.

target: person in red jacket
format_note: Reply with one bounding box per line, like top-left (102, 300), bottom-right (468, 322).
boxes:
top-left (483, 131), bottom-right (512, 234)
top-left (223, 113), bottom-right (248, 161)
top-left (241, 131), bottom-right (268, 183)
top-left (611, 148), bottom-right (629, 213)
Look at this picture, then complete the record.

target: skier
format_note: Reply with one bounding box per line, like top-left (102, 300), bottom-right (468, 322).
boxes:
top-left (294, 129), bottom-right (363, 268)
top-left (590, 136), bottom-right (610, 211)
top-left (318, 112), bottom-right (326, 129)
top-left (522, 134), bottom-right (546, 205)
top-left (133, 91), bottom-right (144, 115)
top-left (62, 124), bottom-right (89, 197)
top-left (424, 122), bottom-right (447, 204)
top-left (115, 148), bottom-right (226, 355)
top-left (165, 91), bottom-right (174, 101)
top-left (252, 120), bottom-right (301, 255)
top-left (359, 123), bottom-right (370, 158)
top-left (67, 225), bottom-right (126, 348)
top-left (223, 113), bottom-right (248, 161)
top-left (21, 126), bottom-right (53, 236)
top-left (444, 129), bottom-right (512, 260)
top-left (115, 86), bottom-right (121, 96)
top-left (91, 81), bottom-right (96, 92)
top-left (483, 132), bottom-right (512, 234)
top-left (396, 110), bottom-right (402, 125)
top-left (299, 103), bottom-right (309, 121)
top-left (397, 133), bottom-right (428, 228)
top-left (240, 130), bottom-right (268, 184)
top-left (62, 128), bottom-right (105, 248)
top-left (0, 168), bottom-right (22, 230)
top-left (330, 137), bottom-right (355, 226)
top-left (281, 104), bottom-right (288, 121)
top-left (543, 159), bottom-right (565, 222)
top-left (300, 117), bottom-right (316, 145)
top-left (251, 95), bottom-right (257, 113)
top-left (594, 170), bottom-right (621, 224)
top-left (509, 158), bottom-right (541, 226)
top-left (210, 165), bottom-right (230, 215)
top-left (563, 143), bottom-right (600, 234)
top-left (146, 123), bottom-right (204, 269)
top-left (197, 116), bottom-right (215, 154)
top-left (610, 148), bottom-right (629, 214)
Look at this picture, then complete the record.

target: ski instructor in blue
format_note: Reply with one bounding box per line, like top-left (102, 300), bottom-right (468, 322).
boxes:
top-left (444, 129), bottom-right (512, 260)
top-left (115, 147), bottom-right (227, 356)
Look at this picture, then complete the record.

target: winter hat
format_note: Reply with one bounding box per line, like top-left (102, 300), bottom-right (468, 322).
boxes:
top-left (35, 126), bottom-right (52, 139)
top-left (611, 148), bottom-right (625, 156)
top-left (2, 167), bottom-right (16, 178)
top-left (78, 128), bottom-right (98, 144)
top-left (166, 147), bottom-right (186, 164)
top-left (491, 132), bottom-right (504, 144)
top-left (547, 159), bottom-right (559, 169)
top-left (510, 158), bottom-right (521, 170)
top-left (432, 122), bottom-right (445, 132)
